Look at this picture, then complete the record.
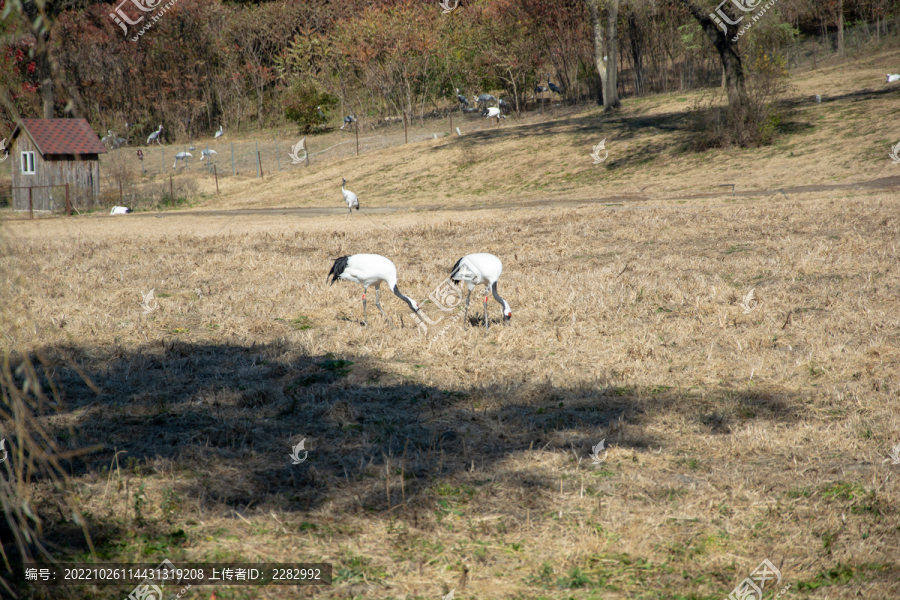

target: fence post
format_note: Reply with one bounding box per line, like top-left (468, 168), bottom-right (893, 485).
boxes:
top-left (258, 151), bottom-right (264, 178)
top-left (65, 183), bottom-right (71, 216)
top-left (162, 147), bottom-right (165, 173)
top-left (256, 141), bottom-right (260, 178)
top-left (449, 111), bottom-right (452, 135)
top-left (214, 164), bottom-right (219, 194)
top-left (119, 180), bottom-right (123, 202)
top-left (231, 142), bottom-right (235, 175)
top-left (356, 122), bottom-right (359, 156)
top-left (404, 112), bottom-right (408, 144)
top-left (206, 144), bottom-right (211, 174)
top-left (170, 175), bottom-right (173, 204)
top-left (28, 186), bottom-right (33, 219)
top-left (275, 136), bottom-right (281, 172)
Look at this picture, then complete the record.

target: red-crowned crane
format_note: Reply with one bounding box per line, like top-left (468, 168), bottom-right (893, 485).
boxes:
top-left (327, 254), bottom-right (423, 326)
top-left (340, 114), bottom-right (357, 130)
top-left (215, 125), bottom-right (224, 139)
top-left (341, 178), bottom-right (359, 216)
top-left (199, 149), bottom-right (217, 161)
top-left (147, 125), bottom-right (163, 145)
top-left (450, 253), bottom-right (511, 330)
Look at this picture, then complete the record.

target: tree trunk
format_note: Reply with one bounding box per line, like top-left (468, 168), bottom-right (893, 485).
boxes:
top-left (585, 0), bottom-right (607, 107)
top-left (677, 0), bottom-right (747, 111)
top-left (628, 11), bottom-right (646, 96)
top-left (837, 0), bottom-right (845, 55)
top-left (585, 0), bottom-right (620, 111)
top-left (605, 0), bottom-right (620, 110)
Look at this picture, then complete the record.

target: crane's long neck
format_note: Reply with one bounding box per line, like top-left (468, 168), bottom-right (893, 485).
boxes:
top-left (491, 281), bottom-right (509, 312)
top-left (392, 284), bottom-right (420, 314)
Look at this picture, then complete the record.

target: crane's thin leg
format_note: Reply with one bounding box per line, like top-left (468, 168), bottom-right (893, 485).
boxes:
top-left (362, 288), bottom-right (368, 326)
top-left (484, 294), bottom-right (489, 331)
top-left (375, 285), bottom-right (386, 319)
top-left (464, 288), bottom-right (472, 323)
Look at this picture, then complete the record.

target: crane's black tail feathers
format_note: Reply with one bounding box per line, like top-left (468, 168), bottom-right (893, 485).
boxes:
top-left (328, 255), bottom-right (350, 285)
top-left (450, 257), bottom-right (464, 283)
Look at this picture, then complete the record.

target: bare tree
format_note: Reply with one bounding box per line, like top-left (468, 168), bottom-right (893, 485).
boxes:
top-left (585, 0), bottom-right (620, 110)
top-left (676, 0), bottom-right (748, 110)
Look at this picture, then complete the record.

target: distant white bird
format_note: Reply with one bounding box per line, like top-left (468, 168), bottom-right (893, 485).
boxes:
top-left (188, 141), bottom-right (196, 151)
top-left (483, 106), bottom-right (505, 123)
top-left (101, 129), bottom-right (113, 146)
top-left (147, 124), bottom-right (163, 145)
top-left (317, 106), bottom-right (326, 121)
top-left (110, 206), bottom-right (133, 215)
top-left (215, 125), bottom-right (224, 139)
top-left (887, 74), bottom-right (900, 83)
top-left (112, 134), bottom-right (128, 149)
top-left (340, 114), bottom-right (357, 130)
top-left (173, 151), bottom-right (192, 169)
top-left (450, 253), bottom-right (511, 330)
top-left (341, 178), bottom-right (359, 215)
top-left (199, 149), bottom-right (217, 161)
top-left (327, 254), bottom-right (422, 326)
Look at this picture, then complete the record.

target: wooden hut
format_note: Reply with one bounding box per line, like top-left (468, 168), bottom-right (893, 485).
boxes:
top-left (9, 119), bottom-right (107, 212)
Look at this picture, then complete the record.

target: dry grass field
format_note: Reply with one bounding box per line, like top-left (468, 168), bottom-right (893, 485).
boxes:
top-left (1, 51), bottom-right (900, 600)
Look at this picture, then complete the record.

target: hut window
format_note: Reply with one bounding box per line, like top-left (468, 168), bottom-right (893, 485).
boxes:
top-left (21, 151), bottom-right (36, 175)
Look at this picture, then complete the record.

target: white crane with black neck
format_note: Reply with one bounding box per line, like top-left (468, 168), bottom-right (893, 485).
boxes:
top-left (450, 253), bottom-right (511, 330)
top-left (328, 254), bottom-right (423, 326)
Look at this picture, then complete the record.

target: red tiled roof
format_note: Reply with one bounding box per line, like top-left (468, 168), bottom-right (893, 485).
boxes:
top-left (13, 119), bottom-right (107, 155)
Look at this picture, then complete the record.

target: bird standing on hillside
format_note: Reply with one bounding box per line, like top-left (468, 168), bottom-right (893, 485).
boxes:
top-left (327, 254), bottom-right (423, 326)
top-left (455, 89), bottom-right (469, 108)
top-left (532, 84), bottom-right (547, 99)
top-left (147, 125), bottom-right (163, 145)
top-left (215, 125), bottom-right (224, 139)
top-left (547, 75), bottom-right (562, 96)
top-left (450, 253), bottom-right (511, 330)
top-left (101, 130), bottom-right (113, 146)
top-left (199, 149), bottom-right (217, 161)
top-left (476, 93), bottom-right (496, 109)
top-left (341, 114), bottom-right (357, 130)
top-left (189, 141), bottom-right (196, 151)
top-left (482, 105), bottom-right (506, 123)
top-left (341, 178), bottom-right (359, 215)
top-left (173, 151), bottom-right (192, 169)
top-left (887, 74), bottom-right (900, 83)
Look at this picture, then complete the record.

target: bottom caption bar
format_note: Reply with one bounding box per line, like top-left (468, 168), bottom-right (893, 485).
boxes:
top-left (25, 560), bottom-right (332, 586)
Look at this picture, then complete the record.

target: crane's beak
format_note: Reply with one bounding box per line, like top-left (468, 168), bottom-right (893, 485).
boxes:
top-left (504, 313), bottom-right (512, 324)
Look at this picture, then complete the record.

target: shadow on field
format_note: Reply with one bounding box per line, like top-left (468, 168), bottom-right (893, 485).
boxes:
top-left (10, 340), bottom-right (799, 549)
